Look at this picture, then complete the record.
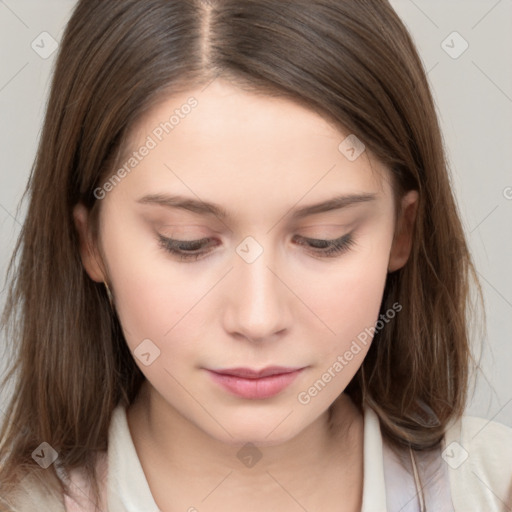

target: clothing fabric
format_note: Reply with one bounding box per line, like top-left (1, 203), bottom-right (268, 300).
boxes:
top-left (6, 403), bottom-right (512, 511)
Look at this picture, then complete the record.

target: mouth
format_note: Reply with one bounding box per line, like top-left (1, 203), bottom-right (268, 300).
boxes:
top-left (205, 366), bottom-right (306, 399)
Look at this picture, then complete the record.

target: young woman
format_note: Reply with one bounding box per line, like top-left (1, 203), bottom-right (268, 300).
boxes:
top-left (1, 1), bottom-right (511, 511)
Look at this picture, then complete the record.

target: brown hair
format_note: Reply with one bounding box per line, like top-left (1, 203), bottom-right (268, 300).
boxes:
top-left (0, 0), bottom-right (484, 508)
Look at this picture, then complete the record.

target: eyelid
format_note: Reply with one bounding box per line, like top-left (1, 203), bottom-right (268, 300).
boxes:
top-left (156, 230), bottom-right (356, 262)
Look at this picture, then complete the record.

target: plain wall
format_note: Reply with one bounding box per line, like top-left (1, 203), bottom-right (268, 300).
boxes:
top-left (1, 1), bottom-right (511, 426)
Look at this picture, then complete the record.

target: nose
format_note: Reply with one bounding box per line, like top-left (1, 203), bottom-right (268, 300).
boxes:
top-left (223, 242), bottom-right (290, 343)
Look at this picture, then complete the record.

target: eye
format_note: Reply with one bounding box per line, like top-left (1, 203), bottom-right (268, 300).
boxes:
top-left (157, 234), bottom-right (215, 261)
top-left (156, 232), bottom-right (356, 262)
top-left (292, 233), bottom-right (356, 258)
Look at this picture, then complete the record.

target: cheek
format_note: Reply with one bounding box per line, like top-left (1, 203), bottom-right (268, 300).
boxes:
top-left (307, 226), bottom-right (393, 357)
top-left (292, 228), bottom-right (393, 408)
top-left (102, 228), bottom-right (203, 355)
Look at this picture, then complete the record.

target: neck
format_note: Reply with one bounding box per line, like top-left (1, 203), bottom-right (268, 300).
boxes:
top-left (126, 381), bottom-right (364, 509)
top-left (130, 380), bottom-right (360, 468)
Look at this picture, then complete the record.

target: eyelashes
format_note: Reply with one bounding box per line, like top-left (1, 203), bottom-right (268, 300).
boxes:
top-left (293, 233), bottom-right (355, 258)
top-left (157, 235), bottom-right (214, 261)
top-left (156, 233), bottom-right (356, 262)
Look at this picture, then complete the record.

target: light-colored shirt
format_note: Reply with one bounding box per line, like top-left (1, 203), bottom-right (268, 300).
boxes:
top-left (8, 403), bottom-right (512, 511)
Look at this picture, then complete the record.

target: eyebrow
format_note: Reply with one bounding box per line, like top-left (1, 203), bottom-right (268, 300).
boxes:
top-left (136, 192), bottom-right (378, 220)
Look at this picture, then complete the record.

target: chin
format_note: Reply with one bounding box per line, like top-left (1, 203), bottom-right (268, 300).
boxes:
top-left (199, 408), bottom-right (308, 447)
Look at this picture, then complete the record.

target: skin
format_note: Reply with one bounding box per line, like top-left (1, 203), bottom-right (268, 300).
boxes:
top-left (74, 78), bottom-right (418, 511)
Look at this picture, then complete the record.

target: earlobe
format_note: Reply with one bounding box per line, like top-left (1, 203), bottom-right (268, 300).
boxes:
top-left (73, 202), bottom-right (107, 283)
top-left (388, 190), bottom-right (419, 272)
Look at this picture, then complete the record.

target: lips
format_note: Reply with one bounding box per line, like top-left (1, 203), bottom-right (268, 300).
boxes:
top-left (205, 366), bottom-right (305, 399)
top-left (210, 366), bottom-right (302, 379)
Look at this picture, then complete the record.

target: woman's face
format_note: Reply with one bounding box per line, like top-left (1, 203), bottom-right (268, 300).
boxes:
top-left (74, 79), bottom-right (417, 446)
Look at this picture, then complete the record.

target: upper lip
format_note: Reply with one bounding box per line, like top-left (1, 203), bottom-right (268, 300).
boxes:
top-left (208, 366), bottom-right (303, 379)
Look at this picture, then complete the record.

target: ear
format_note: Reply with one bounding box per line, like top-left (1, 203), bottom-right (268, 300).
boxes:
top-left (73, 202), bottom-right (107, 283)
top-left (388, 190), bottom-right (419, 272)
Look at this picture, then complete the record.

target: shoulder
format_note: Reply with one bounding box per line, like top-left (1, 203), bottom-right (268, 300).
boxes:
top-left (3, 452), bottom-right (108, 512)
top-left (446, 413), bottom-right (512, 461)
top-left (444, 413), bottom-right (512, 509)
top-left (2, 470), bottom-right (66, 512)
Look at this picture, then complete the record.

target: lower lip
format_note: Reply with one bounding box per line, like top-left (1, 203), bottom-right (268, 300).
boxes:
top-left (206, 369), bottom-right (304, 399)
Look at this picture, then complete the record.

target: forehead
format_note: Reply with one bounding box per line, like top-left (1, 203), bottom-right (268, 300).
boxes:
top-left (110, 79), bottom-right (392, 214)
